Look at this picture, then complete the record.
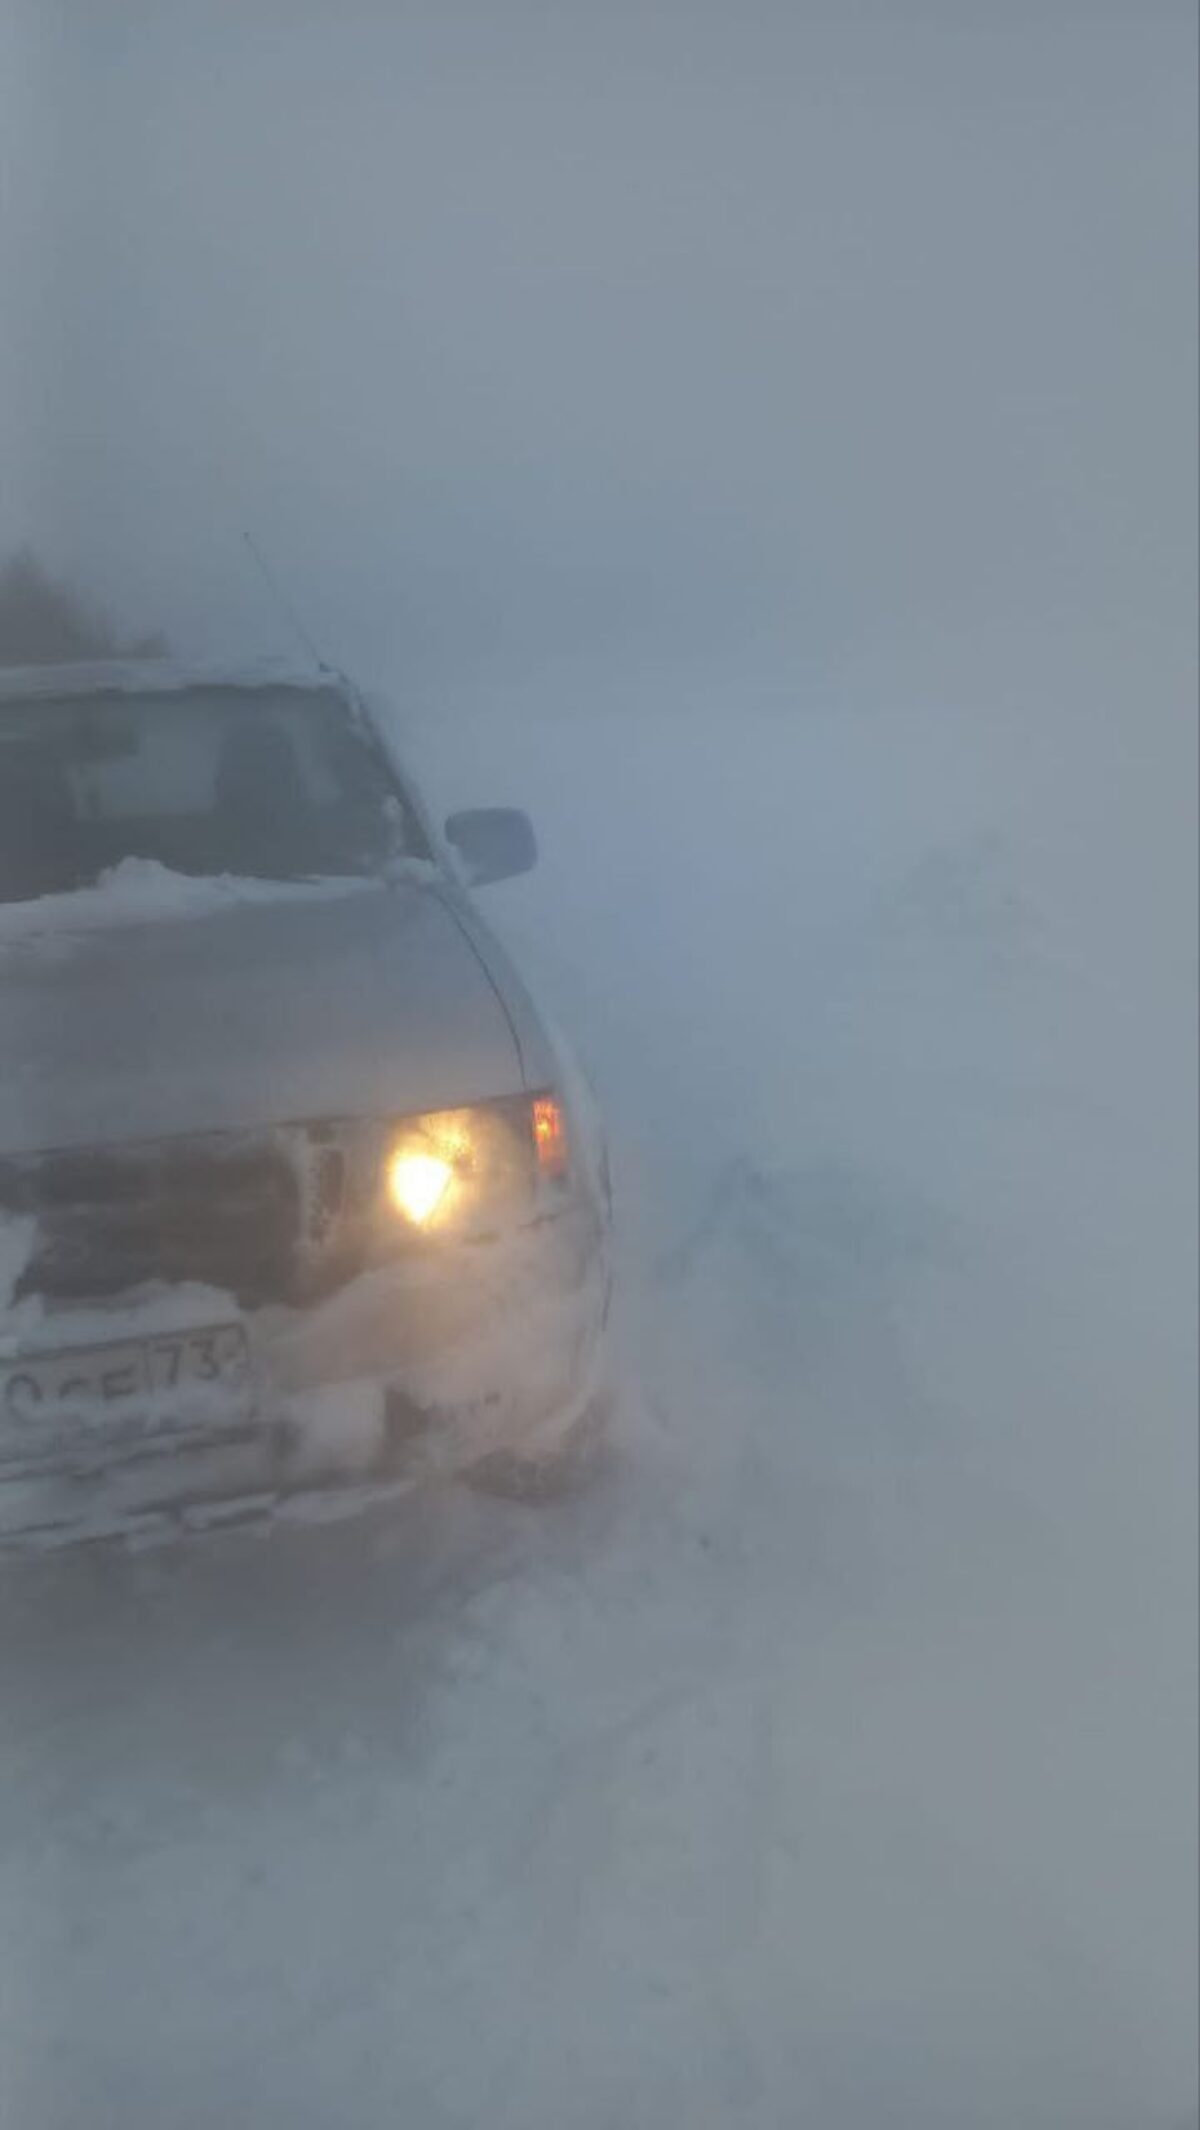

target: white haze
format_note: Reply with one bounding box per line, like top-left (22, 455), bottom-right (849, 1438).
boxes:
top-left (0, 3), bottom-right (1196, 2127)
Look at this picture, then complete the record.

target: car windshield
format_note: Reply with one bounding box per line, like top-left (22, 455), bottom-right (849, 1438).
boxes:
top-left (0, 684), bottom-right (428, 902)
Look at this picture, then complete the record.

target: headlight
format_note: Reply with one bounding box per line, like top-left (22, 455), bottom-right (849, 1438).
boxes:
top-left (387, 1147), bottom-right (455, 1227)
top-left (382, 1094), bottom-right (567, 1238)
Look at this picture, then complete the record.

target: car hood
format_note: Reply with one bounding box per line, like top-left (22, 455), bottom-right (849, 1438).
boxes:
top-left (0, 879), bottom-right (525, 1156)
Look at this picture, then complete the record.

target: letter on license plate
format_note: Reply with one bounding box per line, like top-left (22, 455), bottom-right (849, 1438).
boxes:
top-left (0, 1324), bottom-right (254, 1460)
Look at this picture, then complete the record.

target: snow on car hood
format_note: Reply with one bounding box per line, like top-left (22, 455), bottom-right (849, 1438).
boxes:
top-left (0, 865), bottom-right (524, 1156)
top-left (0, 857), bottom-right (402, 946)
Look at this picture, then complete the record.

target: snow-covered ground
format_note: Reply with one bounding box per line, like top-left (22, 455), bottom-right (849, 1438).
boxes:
top-left (0, 667), bottom-right (1195, 2129)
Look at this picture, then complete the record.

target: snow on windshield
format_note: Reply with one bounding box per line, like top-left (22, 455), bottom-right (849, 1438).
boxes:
top-left (0, 685), bottom-right (425, 901)
top-left (0, 855), bottom-right (379, 951)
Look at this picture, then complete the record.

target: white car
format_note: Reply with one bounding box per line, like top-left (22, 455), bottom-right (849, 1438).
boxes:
top-left (0, 660), bottom-right (611, 1547)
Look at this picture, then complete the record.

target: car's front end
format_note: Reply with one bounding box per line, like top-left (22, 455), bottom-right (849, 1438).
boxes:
top-left (0, 1090), bottom-right (610, 1549)
top-left (0, 661), bottom-right (611, 1550)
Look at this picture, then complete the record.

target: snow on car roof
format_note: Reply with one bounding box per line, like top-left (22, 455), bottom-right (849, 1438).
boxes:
top-left (0, 656), bottom-right (346, 705)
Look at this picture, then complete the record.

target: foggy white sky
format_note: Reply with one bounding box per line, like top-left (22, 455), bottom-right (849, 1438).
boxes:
top-left (3, 0), bottom-right (1196, 691)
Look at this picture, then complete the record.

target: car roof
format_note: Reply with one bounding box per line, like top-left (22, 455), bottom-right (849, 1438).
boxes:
top-left (0, 656), bottom-right (348, 707)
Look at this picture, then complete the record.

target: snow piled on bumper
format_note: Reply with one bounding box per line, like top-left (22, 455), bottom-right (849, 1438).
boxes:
top-left (0, 1202), bottom-right (608, 1550)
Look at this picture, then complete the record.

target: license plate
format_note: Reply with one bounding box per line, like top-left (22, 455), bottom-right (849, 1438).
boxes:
top-left (0, 1324), bottom-right (255, 1462)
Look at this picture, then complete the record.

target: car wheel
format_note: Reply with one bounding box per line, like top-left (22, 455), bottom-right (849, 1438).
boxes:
top-left (467, 1391), bottom-right (612, 1502)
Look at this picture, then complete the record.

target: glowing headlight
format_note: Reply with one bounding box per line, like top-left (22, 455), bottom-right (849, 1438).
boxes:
top-left (386, 1148), bottom-right (453, 1226)
top-left (382, 1096), bottom-right (566, 1237)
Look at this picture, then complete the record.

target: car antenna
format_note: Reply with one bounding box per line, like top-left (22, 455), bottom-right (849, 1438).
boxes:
top-left (242, 530), bottom-right (334, 674)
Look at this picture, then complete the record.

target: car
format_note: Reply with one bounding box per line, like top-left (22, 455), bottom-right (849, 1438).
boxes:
top-left (0, 658), bottom-right (612, 1548)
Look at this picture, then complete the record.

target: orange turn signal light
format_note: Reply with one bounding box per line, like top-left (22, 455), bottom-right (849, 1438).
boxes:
top-left (531, 1095), bottom-right (568, 1180)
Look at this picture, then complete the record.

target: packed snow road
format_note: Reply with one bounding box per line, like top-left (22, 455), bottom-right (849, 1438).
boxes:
top-left (0, 681), bottom-right (1194, 2129)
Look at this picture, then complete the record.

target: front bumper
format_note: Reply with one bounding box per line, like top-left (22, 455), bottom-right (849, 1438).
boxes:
top-left (0, 1199), bottom-right (609, 1551)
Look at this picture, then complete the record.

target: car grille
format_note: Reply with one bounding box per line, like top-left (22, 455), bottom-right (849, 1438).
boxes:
top-left (0, 1124), bottom-right (373, 1308)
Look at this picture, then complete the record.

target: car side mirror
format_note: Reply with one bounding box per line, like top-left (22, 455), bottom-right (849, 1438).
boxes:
top-left (444, 807), bottom-right (537, 887)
